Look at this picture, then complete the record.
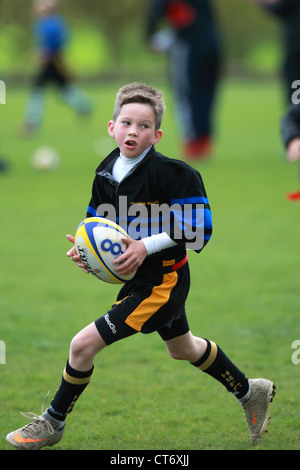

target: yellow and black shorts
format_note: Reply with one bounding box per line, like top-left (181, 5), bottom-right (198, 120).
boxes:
top-left (95, 254), bottom-right (190, 345)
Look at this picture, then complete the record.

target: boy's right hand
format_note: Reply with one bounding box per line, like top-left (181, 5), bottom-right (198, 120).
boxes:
top-left (66, 234), bottom-right (90, 273)
top-left (287, 138), bottom-right (300, 162)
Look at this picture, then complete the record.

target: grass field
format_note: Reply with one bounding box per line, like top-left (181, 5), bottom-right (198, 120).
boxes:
top-left (0, 78), bottom-right (299, 451)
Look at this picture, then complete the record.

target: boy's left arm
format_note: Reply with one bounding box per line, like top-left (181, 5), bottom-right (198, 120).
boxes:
top-left (165, 164), bottom-right (213, 253)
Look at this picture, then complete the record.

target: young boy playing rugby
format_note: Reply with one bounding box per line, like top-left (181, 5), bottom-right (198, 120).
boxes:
top-left (6, 83), bottom-right (275, 449)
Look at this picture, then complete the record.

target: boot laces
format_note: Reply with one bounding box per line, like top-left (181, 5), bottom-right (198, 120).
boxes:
top-left (19, 391), bottom-right (55, 436)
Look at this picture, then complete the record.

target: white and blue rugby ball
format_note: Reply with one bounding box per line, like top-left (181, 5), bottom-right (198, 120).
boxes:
top-left (75, 217), bottom-right (136, 284)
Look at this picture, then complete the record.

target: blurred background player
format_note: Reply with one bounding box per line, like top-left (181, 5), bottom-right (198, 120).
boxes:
top-left (281, 103), bottom-right (300, 200)
top-left (0, 11), bottom-right (9, 172)
top-left (146, 0), bottom-right (222, 160)
top-left (251, 0), bottom-right (300, 199)
top-left (252, 0), bottom-right (300, 103)
top-left (0, 152), bottom-right (9, 173)
top-left (22, 0), bottom-right (92, 136)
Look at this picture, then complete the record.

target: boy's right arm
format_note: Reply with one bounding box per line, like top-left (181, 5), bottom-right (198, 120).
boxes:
top-left (281, 104), bottom-right (300, 160)
top-left (66, 234), bottom-right (90, 273)
top-left (287, 138), bottom-right (300, 162)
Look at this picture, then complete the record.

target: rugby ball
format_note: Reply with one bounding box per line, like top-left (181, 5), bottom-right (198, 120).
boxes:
top-left (74, 217), bottom-right (136, 284)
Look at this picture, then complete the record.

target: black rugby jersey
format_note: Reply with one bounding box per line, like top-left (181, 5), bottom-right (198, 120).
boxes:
top-left (86, 146), bottom-right (212, 265)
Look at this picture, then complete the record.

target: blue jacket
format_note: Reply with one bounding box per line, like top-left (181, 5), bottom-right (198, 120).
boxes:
top-left (34, 14), bottom-right (69, 55)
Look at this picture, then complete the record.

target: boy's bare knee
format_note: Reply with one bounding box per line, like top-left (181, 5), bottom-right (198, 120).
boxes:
top-left (69, 324), bottom-right (106, 371)
top-left (70, 333), bottom-right (89, 358)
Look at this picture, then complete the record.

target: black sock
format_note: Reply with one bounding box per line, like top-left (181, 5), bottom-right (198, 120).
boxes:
top-left (47, 360), bottom-right (94, 421)
top-left (191, 340), bottom-right (249, 400)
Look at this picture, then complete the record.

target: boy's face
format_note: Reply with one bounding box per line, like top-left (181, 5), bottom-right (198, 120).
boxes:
top-left (108, 102), bottom-right (162, 158)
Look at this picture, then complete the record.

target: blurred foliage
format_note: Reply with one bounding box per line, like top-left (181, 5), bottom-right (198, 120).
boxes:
top-left (216, 0), bottom-right (279, 59)
top-left (0, 0), bottom-right (282, 78)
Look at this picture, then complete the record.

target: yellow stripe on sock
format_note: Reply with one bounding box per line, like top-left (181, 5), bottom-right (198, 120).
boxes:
top-left (63, 368), bottom-right (92, 385)
top-left (197, 341), bottom-right (218, 371)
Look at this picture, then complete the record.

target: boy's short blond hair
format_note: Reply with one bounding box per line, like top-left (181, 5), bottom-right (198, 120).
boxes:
top-left (113, 83), bottom-right (166, 130)
top-left (33, 0), bottom-right (58, 15)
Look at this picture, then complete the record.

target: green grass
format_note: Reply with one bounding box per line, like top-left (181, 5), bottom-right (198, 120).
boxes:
top-left (0, 78), bottom-right (300, 451)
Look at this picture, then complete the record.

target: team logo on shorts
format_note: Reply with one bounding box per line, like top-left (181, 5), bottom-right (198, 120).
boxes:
top-left (104, 313), bottom-right (117, 334)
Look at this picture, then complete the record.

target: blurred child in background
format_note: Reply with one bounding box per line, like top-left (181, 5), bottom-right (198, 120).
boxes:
top-left (22, 0), bottom-right (92, 136)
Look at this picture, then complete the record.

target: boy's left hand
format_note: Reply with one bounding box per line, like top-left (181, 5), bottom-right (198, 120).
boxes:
top-left (114, 238), bottom-right (147, 275)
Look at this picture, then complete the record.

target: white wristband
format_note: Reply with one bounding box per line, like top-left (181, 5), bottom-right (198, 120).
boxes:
top-left (142, 232), bottom-right (177, 255)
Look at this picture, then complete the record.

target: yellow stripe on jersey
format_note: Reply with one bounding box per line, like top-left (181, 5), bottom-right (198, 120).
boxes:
top-left (125, 272), bottom-right (178, 332)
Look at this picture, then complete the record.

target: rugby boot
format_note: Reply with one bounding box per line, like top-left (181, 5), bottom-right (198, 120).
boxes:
top-left (242, 378), bottom-right (276, 445)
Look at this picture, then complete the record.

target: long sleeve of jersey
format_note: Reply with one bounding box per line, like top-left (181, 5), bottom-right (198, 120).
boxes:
top-left (159, 159), bottom-right (212, 253)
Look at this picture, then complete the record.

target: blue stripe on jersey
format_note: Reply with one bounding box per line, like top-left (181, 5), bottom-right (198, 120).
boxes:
top-left (87, 205), bottom-right (98, 217)
top-left (171, 198), bottom-right (212, 232)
